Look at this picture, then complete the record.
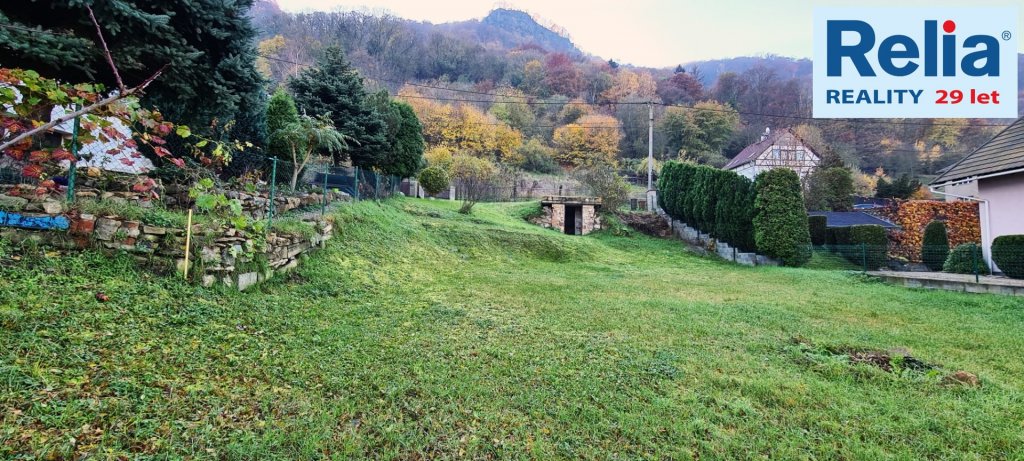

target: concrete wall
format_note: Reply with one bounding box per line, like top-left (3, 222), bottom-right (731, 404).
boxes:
top-left (943, 181), bottom-right (978, 202)
top-left (978, 172), bottom-right (1024, 272)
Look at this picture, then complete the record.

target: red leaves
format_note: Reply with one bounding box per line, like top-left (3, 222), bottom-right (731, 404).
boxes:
top-left (170, 157), bottom-right (186, 168)
top-left (153, 146), bottom-right (172, 158)
top-left (131, 177), bottom-right (156, 193)
top-left (28, 150), bottom-right (50, 163)
top-left (50, 148), bottom-right (76, 162)
top-left (21, 164), bottom-right (43, 178)
top-left (2, 67), bottom-right (187, 177)
top-left (39, 179), bottom-right (56, 189)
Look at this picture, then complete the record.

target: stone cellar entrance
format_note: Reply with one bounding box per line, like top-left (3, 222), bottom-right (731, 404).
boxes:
top-left (537, 196), bottom-right (602, 235)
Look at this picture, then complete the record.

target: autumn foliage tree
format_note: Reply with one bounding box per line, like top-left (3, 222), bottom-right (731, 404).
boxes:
top-left (401, 88), bottom-right (523, 164)
top-left (551, 114), bottom-right (621, 167)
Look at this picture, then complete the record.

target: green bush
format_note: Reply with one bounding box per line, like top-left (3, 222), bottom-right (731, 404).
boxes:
top-left (921, 220), bottom-right (949, 271)
top-left (575, 165), bottom-right (630, 211)
top-left (518, 138), bottom-right (561, 174)
top-left (417, 166), bottom-right (450, 196)
top-left (992, 235), bottom-right (1024, 279)
top-left (754, 169), bottom-right (811, 266)
top-left (808, 215), bottom-right (828, 246)
top-left (848, 225), bottom-right (888, 270)
top-left (943, 243), bottom-right (989, 275)
top-left (656, 161), bottom-right (755, 252)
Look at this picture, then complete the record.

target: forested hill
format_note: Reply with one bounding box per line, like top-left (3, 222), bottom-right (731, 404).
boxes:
top-left (251, 0), bottom-right (1024, 187)
top-left (449, 8), bottom-right (580, 56)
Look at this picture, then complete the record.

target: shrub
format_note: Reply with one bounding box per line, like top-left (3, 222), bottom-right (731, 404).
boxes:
top-left (656, 161), bottom-right (755, 252)
top-left (875, 200), bottom-right (980, 262)
top-left (808, 215), bottom-right (828, 246)
top-left (848, 225), bottom-right (888, 270)
top-left (518, 137), bottom-right (561, 174)
top-left (574, 165), bottom-right (629, 211)
top-left (417, 166), bottom-right (449, 196)
top-left (449, 156), bottom-right (497, 214)
top-left (992, 235), bottom-right (1024, 278)
top-left (921, 220), bottom-right (949, 271)
top-left (754, 169), bottom-right (811, 266)
top-left (944, 243), bottom-right (989, 275)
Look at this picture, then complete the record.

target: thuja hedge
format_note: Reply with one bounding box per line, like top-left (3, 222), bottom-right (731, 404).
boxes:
top-left (659, 163), bottom-right (814, 266)
top-left (658, 162), bottom-right (756, 252)
top-left (992, 235), bottom-right (1024, 279)
top-left (753, 169), bottom-right (812, 266)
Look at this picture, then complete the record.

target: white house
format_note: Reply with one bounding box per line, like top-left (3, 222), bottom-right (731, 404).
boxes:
top-left (724, 128), bottom-right (820, 181)
top-left (930, 116), bottom-right (1024, 273)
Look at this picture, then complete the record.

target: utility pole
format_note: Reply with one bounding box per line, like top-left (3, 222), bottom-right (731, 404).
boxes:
top-left (646, 101), bottom-right (656, 211)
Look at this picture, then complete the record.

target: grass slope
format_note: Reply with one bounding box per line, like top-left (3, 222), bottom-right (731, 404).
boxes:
top-left (2, 198), bottom-right (1023, 459)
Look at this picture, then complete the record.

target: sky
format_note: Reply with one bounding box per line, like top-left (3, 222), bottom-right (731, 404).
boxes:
top-left (275, 0), bottom-right (1023, 68)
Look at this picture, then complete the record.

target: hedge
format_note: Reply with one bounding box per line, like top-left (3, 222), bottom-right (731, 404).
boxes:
top-left (808, 215), bottom-right (827, 246)
top-left (827, 224), bottom-right (887, 269)
top-left (944, 243), bottom-right (989, 275)
top-left (753, 168), bottom-right (811, 266)
top-left (876, 200), bottom-right (980, 262)
top-left (849, 225), bottom-right (888, 270)
top-left (921, 220), bottom-right (949, 271)
top-left (992, 235), bottom-right (1024, 279)
top-left (657, 162), bottom-right (755, 252)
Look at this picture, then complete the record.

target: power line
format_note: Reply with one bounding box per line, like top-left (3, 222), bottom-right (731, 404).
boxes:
top-left (4, 23), bottom-right (1008, 130)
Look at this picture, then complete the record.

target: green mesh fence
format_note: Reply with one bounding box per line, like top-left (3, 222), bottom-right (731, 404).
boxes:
top-left (805, 242), bottom-right (1024, 281)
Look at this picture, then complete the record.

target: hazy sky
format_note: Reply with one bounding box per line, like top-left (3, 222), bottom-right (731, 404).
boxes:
top-left (275, 0), bottom-right (1023, 67)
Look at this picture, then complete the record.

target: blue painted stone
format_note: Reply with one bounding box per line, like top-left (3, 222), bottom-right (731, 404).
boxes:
top-left (0, 210), bottom-right (69, 230)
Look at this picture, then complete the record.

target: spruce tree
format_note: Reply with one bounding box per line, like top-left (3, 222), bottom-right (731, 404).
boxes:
top-left (0, 1), bottom-right (267, 146)
top-left (288, 46), bottom-right (387, 168)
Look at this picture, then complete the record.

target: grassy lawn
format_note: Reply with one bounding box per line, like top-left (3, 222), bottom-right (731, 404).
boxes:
top-left (2, 198), bottom-right (1023, 459)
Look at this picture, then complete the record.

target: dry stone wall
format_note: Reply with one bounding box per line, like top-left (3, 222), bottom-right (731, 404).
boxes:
top-left (1, 212), bottom-right (334, 291)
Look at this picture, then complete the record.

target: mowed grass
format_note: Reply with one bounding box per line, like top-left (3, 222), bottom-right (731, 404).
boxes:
top-left (2, 198), bottom-right (1023, 459)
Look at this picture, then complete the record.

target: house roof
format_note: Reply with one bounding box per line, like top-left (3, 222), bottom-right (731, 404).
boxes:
top-left (808, 211), bottom-right (899, 229)
top-left (723, 128), bottom-right (814, 170)
top-left (932, 116), bottom-right (1024, 185)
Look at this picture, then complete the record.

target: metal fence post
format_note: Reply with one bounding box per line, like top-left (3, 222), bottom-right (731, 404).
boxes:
top-left (321, 164), bottom-right (328, 216)
top-left (375, 173), bottom-right (380, 201)
top-left (65, 105), bottom-right (81, 203)
top-left (861, 243), bottom-right (867, 273)
top-left (973, 243), bottom-right (980, 283)
top-left (268, 157), bottom-right (277, 231)
top-left (354, 166), bottom-right (360, 201)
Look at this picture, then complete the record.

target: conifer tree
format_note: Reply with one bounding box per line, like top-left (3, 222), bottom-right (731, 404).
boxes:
top-left (288, 46), bottom-right (387, 168)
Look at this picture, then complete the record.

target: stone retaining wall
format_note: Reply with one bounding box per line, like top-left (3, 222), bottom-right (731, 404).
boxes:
top-left (1, 212), bottom-right (334, 291)
top-left (664, 216), bottom-right (780, 267)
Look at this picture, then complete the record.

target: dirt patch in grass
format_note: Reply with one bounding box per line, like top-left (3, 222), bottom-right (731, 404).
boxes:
top-left (616, 212), bottom-right (671, 238)
top-left (790, 336), bottom-right (939, 373)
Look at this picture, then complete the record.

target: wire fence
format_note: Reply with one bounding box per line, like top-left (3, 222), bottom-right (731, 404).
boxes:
top-left (807, 243), bottom-right (1024, 281)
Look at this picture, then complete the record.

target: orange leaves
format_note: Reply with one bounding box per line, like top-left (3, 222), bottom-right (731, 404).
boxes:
top-left (21, 164), bottom-right (44, 178)
top-left (552, 114), bottom-right (621, 167)
top-left (878, 200), bottom-right (981, 262)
